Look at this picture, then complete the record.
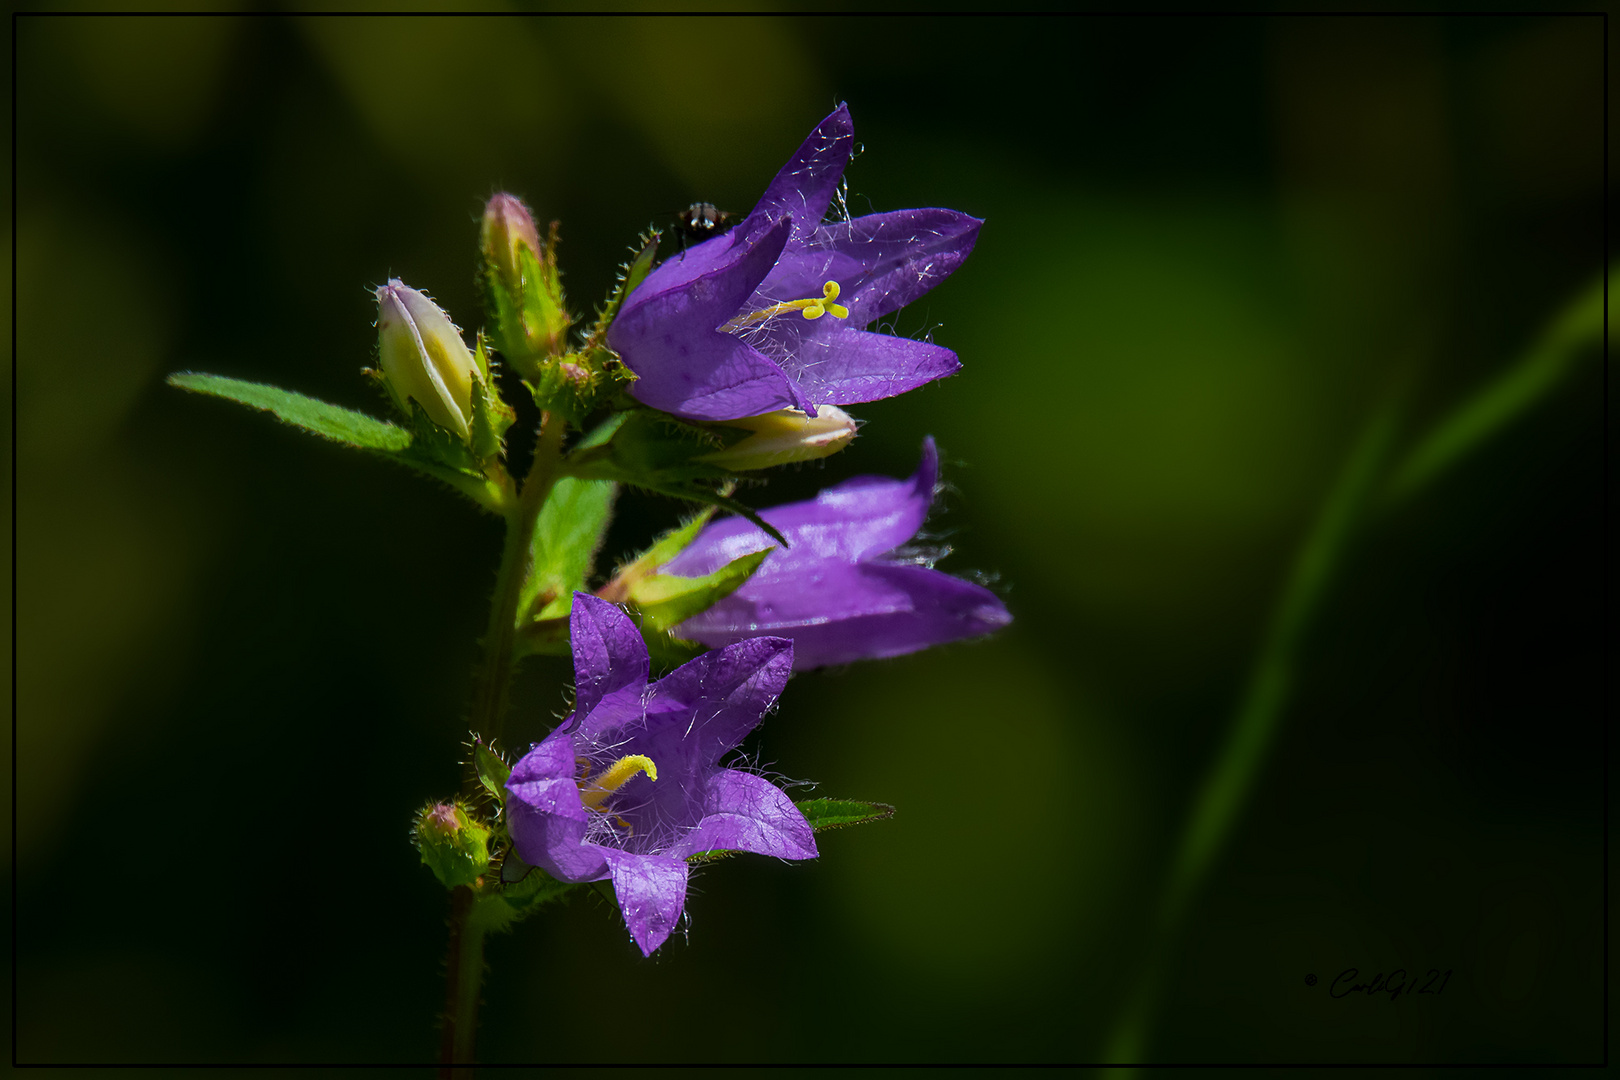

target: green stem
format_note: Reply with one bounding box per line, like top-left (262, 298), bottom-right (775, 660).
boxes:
top-left (469, 413), bottom-right (567, 745)
top-left (438, 886), bottom-right (487, 1078)
top-left (439, 413), bottom-right (567, 1075)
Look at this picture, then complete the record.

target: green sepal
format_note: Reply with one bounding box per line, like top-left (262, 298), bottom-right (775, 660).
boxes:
top-left (170, 372), bottom-right (507, 512)
top-left (517, 476), bottom-right (618, 626)
top-left (583, 231), bottom-right (660, 351)
top-left (627, 548), bottom-right (772, 635)
top-left (472, 737), bottom-right (512, 808)
top-left (413, 801), bottom-right (494, 889)
top-left (467, 336), bottom-right (516, 464)
top-left (482, 220), bottom-right (570, 380)
top-left (517, 230), bottom-right (570, 357)
top-left (634, 481), bottom-right (789, 550)
top-left (567, 411), bottom-right (788, 547)
top-left (795, 798), bottom-right (896, 832)
top-left (486, 852), bottom-right (580, 923)
top-left (168, 372), bottom-right (413, 451)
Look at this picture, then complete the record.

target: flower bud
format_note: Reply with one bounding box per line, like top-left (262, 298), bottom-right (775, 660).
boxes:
top-left (480, 193), bottom-right (569, 366)
top-left (698, 406), bottom-right (857, 470)
top-left (481, 193), bottom-right (542, 294)
top-left (413, 801), bottom-right (493, 889)
top-left (375, 279), bottom-right (477, 439)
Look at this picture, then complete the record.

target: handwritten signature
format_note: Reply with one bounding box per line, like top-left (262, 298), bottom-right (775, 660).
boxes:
top-left (1329, 968), bottom-right (1453, 1001)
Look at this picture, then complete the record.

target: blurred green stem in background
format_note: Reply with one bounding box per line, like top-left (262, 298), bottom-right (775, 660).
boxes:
top-left (1104, 266), bottom-right (1606, 1065)
top-left (1385, 271), bottom-right (1606, 506)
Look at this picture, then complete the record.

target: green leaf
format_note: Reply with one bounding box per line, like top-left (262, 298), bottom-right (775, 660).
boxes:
top-left (472, 738), bottom-right (512, 806)
top-left (795, 798), bottom-right (896, 832)
top-left (630, 548), bottom-right (771, 634)
top-left (168, 372), bottom-right (413, 452)
top-left (518, 477), bottom-right (618, 625)
top-left (171, 371), bottom-right (509, 513)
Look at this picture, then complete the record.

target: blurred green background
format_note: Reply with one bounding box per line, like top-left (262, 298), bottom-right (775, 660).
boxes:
top-left (13, 11), bottom-right (1606, 1066)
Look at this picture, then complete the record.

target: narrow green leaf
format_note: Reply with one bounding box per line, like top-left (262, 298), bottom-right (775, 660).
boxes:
top-left (168, 372), bottom-right (412, 452)
top-left (172, 371), bottom-right (508, 513)
top-left (648, 483), bottom-right (789, 549)
top-left (519, 477), bottom-right (618, 624)
top-left (632, 548), bottom-right (771, 634)
top-left (795, 798), bottom-right (896, 832)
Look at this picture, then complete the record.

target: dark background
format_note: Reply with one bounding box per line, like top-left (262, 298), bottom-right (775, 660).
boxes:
top-left (12, 11), bottom-right (1607, 1065)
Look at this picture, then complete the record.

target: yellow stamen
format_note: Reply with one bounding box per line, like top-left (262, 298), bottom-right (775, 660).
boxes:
top-left (578, 753), bottom-right (658, 812)
top-left (722, 280), bottom-right (849, 331)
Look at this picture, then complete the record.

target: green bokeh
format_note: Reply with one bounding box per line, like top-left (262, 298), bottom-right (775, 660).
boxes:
top-left (13, 12), bottom-right (1604, 1066)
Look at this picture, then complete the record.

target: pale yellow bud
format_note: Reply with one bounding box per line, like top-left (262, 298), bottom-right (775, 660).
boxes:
top-left (375, 279), bottom-right (477, 439)
top-left (698, 405), bottom-right (857, 470)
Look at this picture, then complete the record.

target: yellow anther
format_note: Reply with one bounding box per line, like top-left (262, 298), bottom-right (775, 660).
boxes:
top-left (578, 753), bottom-right (658, 812)
top-left (722, 280), bottom-right (850, 332)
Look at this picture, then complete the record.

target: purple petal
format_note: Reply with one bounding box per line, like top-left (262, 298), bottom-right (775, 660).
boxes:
top-left (642, 637), bottom-right (795, 767)
top-left (679, 563), bottom-right (1012, 671)
top-left (664, 438), bottom-right (939, 576)
top-left (748, 104), bottom-right (853, 247)
top-left (609, 217), bottom-right (814, 420)
top-left (755, 208), bottom-right (982, 325)
top-left (786, 329), bottom-right (961, 407)
top-left (623, 330), bottom-right (809, 421)
top-left (669, 769), bottom-right (818, 860)
top-left (676, 560), bottom-right (918, 633)
top-left (602, 848), bottom-right (690, 956)
top-left (628, 212), bottom-right (782, 304)
top-left (567, 594), bottom-right (648, 731)
top-left (616, 215), bottom-right (791, 335)
top-left (505, 729), bottom-right (609, 882)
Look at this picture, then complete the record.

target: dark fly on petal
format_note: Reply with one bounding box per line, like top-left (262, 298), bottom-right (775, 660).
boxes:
top-left (668, 202), bottom-right (736, 255)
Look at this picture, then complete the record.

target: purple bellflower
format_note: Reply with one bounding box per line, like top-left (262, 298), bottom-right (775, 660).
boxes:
top-left (505, 594), bottom-right (816, 956)
top-left (662, 438), bottom-right (1012, 669)
top-left (606, 104), bottom-right (981, 422)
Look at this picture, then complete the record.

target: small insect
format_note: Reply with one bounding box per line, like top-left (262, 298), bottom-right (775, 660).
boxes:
top-left (670, 201), bottom-right (736, 252)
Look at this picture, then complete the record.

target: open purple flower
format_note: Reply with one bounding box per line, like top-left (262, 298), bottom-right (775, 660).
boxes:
top-left (607, 104), bottom-right (981, 422)
top-left (505, 593), bottom-right (816, 956)
top-left (663, 437), bottom-right (1011, 669)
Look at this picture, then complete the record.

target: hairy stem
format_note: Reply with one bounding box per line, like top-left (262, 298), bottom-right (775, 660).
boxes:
top-left (438, 886), bottom-right (486, 1078)
top-left (469, 413), bottom-right (567, 744)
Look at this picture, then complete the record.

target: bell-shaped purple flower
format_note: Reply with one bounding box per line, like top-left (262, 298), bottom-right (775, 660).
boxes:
top-left (505, 594), bottom-right (816, 956)
top-left (662, 438), bottom-right (1011, 669)
top-left (606, 104), bottom-right (981, 422)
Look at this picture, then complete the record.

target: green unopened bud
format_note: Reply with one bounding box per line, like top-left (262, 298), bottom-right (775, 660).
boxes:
top-left (376, 279), bottom-right (478, 440)
top-left (698, 406), bottom-right (857, 470)
top-left (413, 801), bottom-right (492, 889)
top-left (481, 193), bottom-right (569, 369)
top-left (485, 195), bottom-right (539, 287)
